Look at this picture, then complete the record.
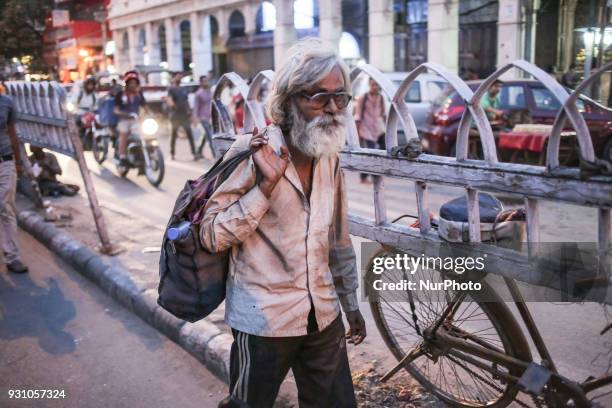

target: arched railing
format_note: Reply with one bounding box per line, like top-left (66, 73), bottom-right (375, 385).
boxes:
top-left (208, 60), bottom-right (611, 300)
top-left (547, 61), bottom-right (612, 169)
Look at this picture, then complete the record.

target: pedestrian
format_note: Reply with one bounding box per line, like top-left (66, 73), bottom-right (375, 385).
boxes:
top-left (354, 77), bottom-right (386, 184)
top-left (167, 73), bottom-right (197, 161)
top-left (561, 64), bottom-right (579, 89)
top-left (0, 92), bottom-right (28, 273)
top-left (481, 79), bottom-right (504, 121)
top-left (29, 146), bottom-right (79, 197)
top-left (201, 37), bottom-right (365, 408)
top-left (192, 75), bottom-right (214, 158)
top-left (232, 94), bottom-right (245, 134)
top-left (109, 78), bottom-right (122, 97)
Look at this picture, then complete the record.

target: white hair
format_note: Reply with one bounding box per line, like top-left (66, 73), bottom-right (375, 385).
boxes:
top-left (266, 37), bottom-right (351, 132)
top-left (288, 101), bottom-right (346, 158)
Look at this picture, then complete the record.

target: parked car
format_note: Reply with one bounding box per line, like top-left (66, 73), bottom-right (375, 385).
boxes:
top-left (352, 72), bottom-right (447, 130)
top-left (420, 79), bottom-right (612, 162)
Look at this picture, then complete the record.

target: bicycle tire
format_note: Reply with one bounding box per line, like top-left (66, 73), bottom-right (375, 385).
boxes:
top-left (368, 249), bottom-right (532, 408)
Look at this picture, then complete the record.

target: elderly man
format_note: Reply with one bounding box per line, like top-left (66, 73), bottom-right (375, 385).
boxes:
top-left (201, 38), bottom-right (365, 408)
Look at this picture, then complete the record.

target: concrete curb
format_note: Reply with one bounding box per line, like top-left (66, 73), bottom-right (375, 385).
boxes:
top-left (17, 209), bottom-right (233, 382)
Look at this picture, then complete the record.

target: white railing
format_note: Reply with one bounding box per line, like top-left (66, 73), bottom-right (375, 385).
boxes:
top-left (4, 80), bottom-right (113, 253)
top-left (215, 61), bottom-right (612, 301)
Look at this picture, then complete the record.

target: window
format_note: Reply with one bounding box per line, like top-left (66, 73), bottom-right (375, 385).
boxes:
top-left (425, 81), bottom-right (446, 102)
top-left (532, 87), bottom-right (562, 111)
top-left (294, 0), bottom-right (314, 29)
top-left (256, 1), bottom-right (276, 33)
top-left (498, 85), bottom-right (527, 109)
top-left (405, 81), bottom-right (421, 103)
top-left (229, 10), bottom-right (246, 37)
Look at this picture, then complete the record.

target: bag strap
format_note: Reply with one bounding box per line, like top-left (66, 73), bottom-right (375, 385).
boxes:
top-left (204, 149), bottom-right (254, 183)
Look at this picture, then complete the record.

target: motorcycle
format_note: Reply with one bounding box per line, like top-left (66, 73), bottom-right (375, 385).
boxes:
top-left (113, 116), bottom-right (165, 187)
top-left (90, 113), bottom-right (114, 165)
top-left (65, 103), bottom-right (109, 164)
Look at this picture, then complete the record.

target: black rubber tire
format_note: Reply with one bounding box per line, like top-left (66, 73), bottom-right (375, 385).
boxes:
top-left (116, 163), bottom-right (129, 178)
top-left (368, 249), bottom-right (532, 408)
top-left (145, 145), bottom-right (165, 187)
top-left (93, 137), bottom-right (108, 164)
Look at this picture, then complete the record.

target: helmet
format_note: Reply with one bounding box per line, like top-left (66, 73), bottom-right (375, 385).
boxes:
top-left (84, 76), bottom-right (96, 86)
top-left (123, 70), bottom-right (140, 84)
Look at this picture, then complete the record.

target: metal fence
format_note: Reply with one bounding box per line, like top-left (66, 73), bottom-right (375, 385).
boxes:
top-left (5, 81), bottom-right (112, 253)
top-left (210, 60), bottom-right (612, 303)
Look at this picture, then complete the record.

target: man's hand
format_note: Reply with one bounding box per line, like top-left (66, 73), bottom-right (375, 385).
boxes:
top-left (250, 127), bottom-right (289, 198)
top-left (345, 309), bottom-right (366, 345)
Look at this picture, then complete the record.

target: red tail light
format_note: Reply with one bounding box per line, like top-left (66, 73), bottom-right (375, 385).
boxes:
top-left (432, 104), bottom-right (465, 126)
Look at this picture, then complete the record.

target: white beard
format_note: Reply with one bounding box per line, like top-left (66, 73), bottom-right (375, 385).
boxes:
top-left (288, 107), bottom-right (346, 159)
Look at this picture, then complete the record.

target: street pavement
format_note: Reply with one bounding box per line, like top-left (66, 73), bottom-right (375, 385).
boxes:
top-left (0, 230), bottom-right (227, 408)
top-left (26, 127), bottom-right (612, 405)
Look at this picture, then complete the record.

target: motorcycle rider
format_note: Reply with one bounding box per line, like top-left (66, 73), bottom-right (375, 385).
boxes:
top-left (113, 71), bottom-right (147, 166)
top-left (74, 76), bottom-right (97, 139)
top-left (75, 77), bottom-right (97, 114)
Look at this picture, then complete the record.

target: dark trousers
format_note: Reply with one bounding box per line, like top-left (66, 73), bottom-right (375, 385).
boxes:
top-left (38, 180), bottom-right (79, 197)
top-left (218, 314), bottom-right (356, 408)
top-left (360, 134), bottom-right (386, 181)
top-left (197, 120), bottom-right (214, 155)
top-left (170, 115), bottom-right (196, 156)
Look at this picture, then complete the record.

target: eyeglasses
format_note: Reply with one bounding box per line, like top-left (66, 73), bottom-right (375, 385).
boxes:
top-left (300, 91), bottom-right (352, 109)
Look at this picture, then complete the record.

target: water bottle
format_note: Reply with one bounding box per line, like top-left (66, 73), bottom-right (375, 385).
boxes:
top-left (167, 220), bottom-right (192, 241)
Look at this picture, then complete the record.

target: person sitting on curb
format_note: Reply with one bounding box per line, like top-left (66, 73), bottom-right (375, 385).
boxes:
top-left (201, 37), bottom-right (366, 408)
top-left (29, 146), bottom-right (79, 197)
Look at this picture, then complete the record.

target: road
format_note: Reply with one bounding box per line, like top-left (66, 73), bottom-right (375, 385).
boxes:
top-left (0, 230), bottom-right (227, 408)
top-left (46, 129), bottom-right (612, 404)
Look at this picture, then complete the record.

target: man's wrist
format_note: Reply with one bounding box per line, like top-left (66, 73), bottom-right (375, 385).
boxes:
top-left (339, 291), bottom-right (360, 313)
top-left (258, 178), bottom-right (278, 198)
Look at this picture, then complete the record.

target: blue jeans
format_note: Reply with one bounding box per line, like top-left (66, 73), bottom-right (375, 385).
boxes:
top-left (360, 134), bottom-right (385, 180)
top-left (197, 121), bottom-right (214, 155)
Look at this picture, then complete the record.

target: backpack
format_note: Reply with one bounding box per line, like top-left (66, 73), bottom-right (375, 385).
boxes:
top-left (97, 96), bottom-right (118, 127)
top-left (157, 148), bottom-right (256, 322)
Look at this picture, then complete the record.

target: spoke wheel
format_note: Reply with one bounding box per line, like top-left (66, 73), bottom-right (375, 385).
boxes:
top-left (368, 249), bottom-right (532, 407)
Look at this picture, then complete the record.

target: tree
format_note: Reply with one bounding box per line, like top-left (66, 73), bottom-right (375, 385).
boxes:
top-left (0, 0), bottom-right (55, 73)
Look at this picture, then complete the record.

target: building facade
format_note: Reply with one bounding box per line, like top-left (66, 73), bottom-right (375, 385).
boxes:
top-left (45, 0), bottom-right (110, 82)
top-left (107, 0), bottom-right (611, 81)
